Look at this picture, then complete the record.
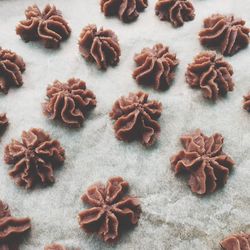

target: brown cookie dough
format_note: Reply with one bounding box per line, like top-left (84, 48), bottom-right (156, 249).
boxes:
top-left (133, 43), bottom-right (179, 90)
top-left (0, 47), bottom-right (25, 94)
top-left (199, 14), bottom-right (250, 56)
top-left (16, 4), bottom-right (71, 48)
top-left (155, 0), bottom-right (195, 27)
top-left (170, 129), bottom-right (234, 195)
top-left (186, 51), bottom-right (234, 100)
top-left (100, 0), bottom-right (148, 23)
top-left (4, 128), bottom-right (65, 189)
top-left (78, 177), bottom-right (141, 243)
top-left (0, 200), bottom-right (31, 249)
top-left (79, 24), bottom-right (121, 70)
top-left (43, 78), bottom-right (96, 128)
top-left (110, 91), bottom-right (162, 147)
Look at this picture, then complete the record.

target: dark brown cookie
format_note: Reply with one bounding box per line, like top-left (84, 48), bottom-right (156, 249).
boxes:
top-left (199, 14), bottom-right (250, 56)
top-left (78, 177), bottom-right (141, 243)
top-left (186, 51), bottom-right (234, 100)
top-left (0, 200), bottom-right (31, 249)
top-left (155, 0), bottom-right (195, 27)
top-left (0, 113), bottom-right (8, 135)
top-left (243, 91), bottom-right (250, 112)
top-left (44, 243), bottom-right (67, 250)
top-left (110, 91), bottom-right (162, 147)
top-left (79, 24), bottom-right (121, 70)
top-left (100, 0), bottom-right (148, 23)
top-left (43, 78), bottom-right (96, 128)
top-left (220, 233), bottom-right (250, 250)
top-left (0, 48), bottom-right (25, 94)
top-left (133, 43), bottom-right (179, 90)
top-left (170, 129), bottom-right (234, 195)
top-left (16, 4), bottom-right (71, 48)
top-left (4, 128), bottom-right (65, 189)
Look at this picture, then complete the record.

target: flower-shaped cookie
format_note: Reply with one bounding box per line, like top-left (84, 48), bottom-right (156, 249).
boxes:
top-left (16, 4), bottom-right (71, 48)
top-left (220, 233), bottom-right (250, 250)
top-left (170, 129), bottom-right (235, 195)
top-left (0, 48), bottom-right (26, 94)
top-left (133, 43), bottom-right (179, 90)
top-left (45, 243), bottom-right (67, 250)
top-left (186, 51), bottom-right (234, 100)
top-left (155, 0), bottom-right (195, 27)
top-left (4, 128), bottom-right (65, 189)
top-left (199, 14), bottom-right (250, 56)
top-left (0, 200), bottom-right (31, 249)
top-left (43, 78), bottom-right (96, 128)
top-left (0, 113), bottom-right (8, 135)
top-left (243, 91), bottom-right (250, 112)
top-left (79, 24), bottom-right (121, 70)
top-left (78, 177), bottom-right (141, 243)
top-left (110, 91), bottom-right (162, 146)
top-left (100, 0), bottom-right (148, 23)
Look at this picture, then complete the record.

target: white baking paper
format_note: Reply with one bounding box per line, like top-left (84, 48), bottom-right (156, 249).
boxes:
top-left (0, 0), bottom-right (249, 249)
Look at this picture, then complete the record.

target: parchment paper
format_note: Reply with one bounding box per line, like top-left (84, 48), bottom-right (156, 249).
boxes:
top-left (0, 0), bottom-right (250, 249)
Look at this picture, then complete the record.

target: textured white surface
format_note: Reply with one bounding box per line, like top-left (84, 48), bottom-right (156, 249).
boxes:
top-left (0, 0), bottom-right (250, 249)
